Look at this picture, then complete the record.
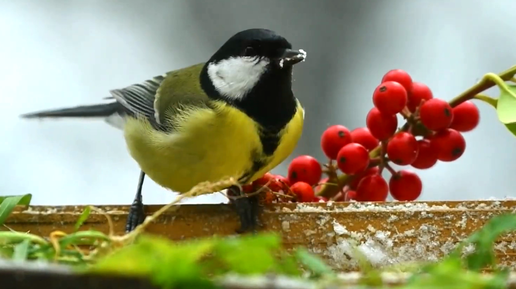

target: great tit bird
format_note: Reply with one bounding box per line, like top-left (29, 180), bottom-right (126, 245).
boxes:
top-left (21, 28), bottom-right (306, 234)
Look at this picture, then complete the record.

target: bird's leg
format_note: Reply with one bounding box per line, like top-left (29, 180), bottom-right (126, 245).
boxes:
top-left (227, 185), bottom-right (262, 234)
top-left (125, 170), bottom-right (146, 233)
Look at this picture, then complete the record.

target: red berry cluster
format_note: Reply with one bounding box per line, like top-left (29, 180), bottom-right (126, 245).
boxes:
top-left (242, 164), bottom-right (326, 205)
top-left (244, 69), bottom-right (481, 204)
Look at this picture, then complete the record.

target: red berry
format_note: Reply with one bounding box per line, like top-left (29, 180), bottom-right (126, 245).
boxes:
top-left (430, 129), bottom-right (466, 162)
top-left (411, 139), bottom-right (438, 169)
top-left (355, 174), bottom-right (389, 202)
top-left (242, 184), bottom-right (255, 194)
top-left (407, 82), bottom-right (433, 112)
top-left (381, 69), bottom-right (413, 92)
top-left (253, 172), bottom-right (275, 188)
top-left (372, 81), bottom-right (408, 115)
top-left (450, 101), bottom-right (480, 132)
top-left (268, 175), bottom-right (290, 192)
top-left (336, 143), bottom-right (370, 175)
top-left (320, 125), bottom-right (352, 160)
top-left (287, 155), bottom-right (322, 186)
top-left (345, 190), bottom-right (357, 201)
top-left (290, 182), bottom-right (315, 202)
top-left (262, 191), bottom-right (276, 204)
top-left (386, 132), bottom-right (419, 166)
top-left (366, 107), bottom-right (398, 140)
top-left (419, 98), bottom-right (454, 131)
top-left (350, 127), bottom-right (379, 151)
top-left (389, 170), bottom-right (422, 201)
top-left (348, 166), bottom-right (380, 189)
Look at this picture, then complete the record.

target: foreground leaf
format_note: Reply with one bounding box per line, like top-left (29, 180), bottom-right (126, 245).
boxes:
top-left (90, 234), bottom-right (216, 288)
top-left (59, 230), bottom-right (111, 248)
top-left (0, 231), bottom-right (48, 245)
top-left (0, 194), bottom-right (32, 226)
top-left (12, 239), bottom-right (30, 261)
top-left (504, 123), bottom-right (516, 137)
top-left (487, 269), bottom-right (510, 289)
top-left (462, 214), bottom-right (516, 271)
top-left (212, 233), bottom-right (281, 275)
top-left (74, 206), bottom-right (91, 232)
top-left (403, 257), bottom-right (477, 288)
top-left (295, 248), bottom-right (334, 278)
top-left (0, 195), bottom-right (32, 205)
top-left (275, 254), bottom-right (302, 276)
top-left (497, 85), bottom-right (516, 124)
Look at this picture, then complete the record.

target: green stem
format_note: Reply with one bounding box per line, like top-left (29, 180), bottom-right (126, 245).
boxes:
top-left (473, 94), bottom-right (497, 109)
top-left (448, 67), bottom-right (516, 107)
top-left (378, 141), bottom-right (388, 174)
top-left (316, 65), bottom-right (516, 198)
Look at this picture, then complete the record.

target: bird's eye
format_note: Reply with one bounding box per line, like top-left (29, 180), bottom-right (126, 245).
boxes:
top-left (243, 46), bottom-right (257, 57)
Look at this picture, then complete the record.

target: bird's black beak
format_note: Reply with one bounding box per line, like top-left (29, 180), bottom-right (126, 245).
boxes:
top-left (277, 48), bottom-right (307, 67)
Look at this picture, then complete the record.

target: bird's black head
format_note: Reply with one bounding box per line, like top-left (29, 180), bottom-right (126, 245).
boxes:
top-left (201, 28), bottom-right (307, 103)
top-left (208, 28), bottom-right (305, 67)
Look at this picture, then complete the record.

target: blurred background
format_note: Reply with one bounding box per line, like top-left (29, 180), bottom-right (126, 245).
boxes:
top-left (1, 0), bottom-right (515, 206)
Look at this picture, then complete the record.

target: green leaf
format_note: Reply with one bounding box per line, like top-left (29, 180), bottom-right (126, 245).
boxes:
top-left (486, 269), bottom-right (510, 289)
top-left (504, 122), bottom-right (516, 137)
top-left (0, 195), bottom-right (32, 205)
top-left (212, 234), bottom-right (281, 275)
top-left (402, 257), bottom-right (468, 288)
top-left (90, 234), bottom-right (171, 275)
top-left (0, 231), bottom-right (48, 245)
top-left (152, 239), bottom-right (216, 288)
top-left (12, 239), bottom-right (30, 261)
top-left (473, 94), bottom-right (497, 108)
top-left (59, 230), bottom-right (110, 248)
top-left (0, 247), bottom-right (14, 258)
top-left (90, 234), bottom-right (216, 288)
top-left (457, 214), bottom-right (516, 271)
top-left (275, 255), bottom-right (302, 276)
top-left (497, 85), bottom-right (516, 124)
top-left (0, 194), bottom-right (32, 227)
top-left (74, 206), bottom-right (92, 232)
top-left (404, 214), bottom-right (516, 288)
top-left (295, 248), bottom-right (334, 277)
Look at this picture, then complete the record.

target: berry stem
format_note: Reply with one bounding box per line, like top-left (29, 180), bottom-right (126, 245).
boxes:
top-left (400, 107), bottom-right (412, 119)
top-left (316, 65), bottom-right (516, 198)
top-left (369, 157), bottom-right (381, 167)
top-left (448, 66), bottom-right (516, 107)
top-left (378, 141), bottom-right (388, 174)
top-left (384, 163), bottom-right (397, 176)
top-left (322, 160), bottom-right (337, 175)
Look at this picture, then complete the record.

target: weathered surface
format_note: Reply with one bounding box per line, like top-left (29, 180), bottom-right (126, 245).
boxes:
top-left (5, 201), bottom-right (516, 271)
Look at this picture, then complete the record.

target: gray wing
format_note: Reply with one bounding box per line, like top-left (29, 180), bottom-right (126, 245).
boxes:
top-left (110, 74), bottom-right (169, 131)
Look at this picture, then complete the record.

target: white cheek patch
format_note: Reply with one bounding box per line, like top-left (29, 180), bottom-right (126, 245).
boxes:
top-left (207, 56), bottom-right (269, 101)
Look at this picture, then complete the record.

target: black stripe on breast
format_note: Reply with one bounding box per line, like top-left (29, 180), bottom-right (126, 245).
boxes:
top-left (258, 129), bottom-right (282, 156)
top-left (238, 156), bottom-right (266, 184)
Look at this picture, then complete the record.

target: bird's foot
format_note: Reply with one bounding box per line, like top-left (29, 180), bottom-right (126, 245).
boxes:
top-left (125, 195), bottom-right (145, 233)
top-left (228, 185), bottom-right (263, 234)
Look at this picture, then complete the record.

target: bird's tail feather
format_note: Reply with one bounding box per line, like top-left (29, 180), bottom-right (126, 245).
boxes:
top-left (20, 102), bottom-right (120, 119)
